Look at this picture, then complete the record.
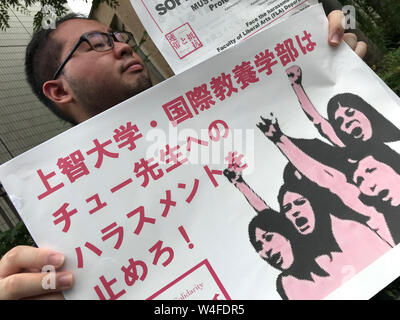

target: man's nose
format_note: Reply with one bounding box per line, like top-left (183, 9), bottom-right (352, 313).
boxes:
top-left (113, 41), bottom-right (134, 58)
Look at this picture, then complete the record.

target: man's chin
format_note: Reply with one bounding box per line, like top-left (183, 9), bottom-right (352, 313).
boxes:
top-left (127, 75), bottom-right (153, 97)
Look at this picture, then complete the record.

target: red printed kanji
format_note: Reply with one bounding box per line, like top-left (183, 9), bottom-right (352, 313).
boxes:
top-left (275, 39), bottom-right (299, 67)
top-left (166, 23), bottom-right (202, 59)
top-left (126, 206), bottom-right (156, 235)
top-left (36, 169), bottom-right (64, 200)
top-left (210, 73), bottom-right (238, 101)
top-left (94, 276), bottom-right (126, 300)
top-left (149, 240), bottom-right (174, 267)
top-left (186, 31), bottom-right (202, 49)
top-left (232, 61), bottom-right (259, 89)
top-left (178, 178), bottom-right (200, 203)
top-left (171, 40), bottom-right (181, 50)
top-left (101, 222), bottom-right (124, 250)
top-left (166, 33), bottom-right (179, 50)
top-left (185, 84), bottom-right (215, 115)
top-left (75, 242), bottom-right (103, 268)
top-left (121, 258), bottom-right (148, 287)
top-left (163, 96), bottom-right (193, 125)
top-left (52, 202), bottom-right (77, 233)
top-left (86, 138), bottom-right (119, 168)
top-left (160, 190), bottom-right (176, 218)
top-left (208, 120), bottom-right (229, 142)
top-left (134, 157), bottom-right (164, 187)
top-left (159, 144), bottom-right (188, 173)
top-left (296, 30), bottom-right (317, 54)
top-left (225, 151), bottom-right (248, 172)
top-left (204, 165), bottom-right (223, 187)
top-left (254, 49), bottom-right (278, 75)
top-left (113, 122), bottom-right (143, 151)
top-left (166, 33), bottom-right (177, 42)
top-left (186, 136), bottom-right (209, 151)
top-left (57, 150), bottom-right (89, 183)
top-left (86, 193), bottom-right (107, 215)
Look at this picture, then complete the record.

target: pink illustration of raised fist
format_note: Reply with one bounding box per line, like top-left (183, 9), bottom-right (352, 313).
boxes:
top-left (286, 65), bottom-right (302, 86)
top-left (223, 166), bottom-right (244, 185)
top-left (257, 114), bottom-right (282, 143)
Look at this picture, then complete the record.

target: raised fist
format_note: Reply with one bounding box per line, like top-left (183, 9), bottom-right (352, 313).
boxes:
top-left (223, 166), bottom-right (244, 185)
top-left (256, 114), bottom-right (283, 144)
top-left (286, 65), bottom-right (302, 86)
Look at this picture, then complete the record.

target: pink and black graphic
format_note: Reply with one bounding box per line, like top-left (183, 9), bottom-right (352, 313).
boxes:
top-left (223, 65), bottom-right (400, 299)
top-left (165, 23), bottom-right (203, 59)
top-left (224, 162), bottom-right (390, 299)
top-left (286, 65), bottom-right (400, 148)
top-left (257, 115), bottom-right (396, 247)
top-left (283, 65), bottom-right (400, 244)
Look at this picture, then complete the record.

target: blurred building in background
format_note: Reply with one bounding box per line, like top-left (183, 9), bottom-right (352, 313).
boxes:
top-left (0, 3), bottom-right (74, 231)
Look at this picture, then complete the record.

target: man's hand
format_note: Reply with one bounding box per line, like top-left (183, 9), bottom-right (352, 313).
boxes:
top-left (0, 246), bottom-right (74, 300)
top-left (327, 10), bottom-right (368, 59)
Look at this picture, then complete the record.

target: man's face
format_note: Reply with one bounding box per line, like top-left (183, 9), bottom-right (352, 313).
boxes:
top-left (53, 19), bottom-right (152, 121)
top-left (255, 227), bottom-right (294, 271)
top-left (282, 191), bottom-right (315, 235)
top-left (334, 103), bottom-right (372, 142)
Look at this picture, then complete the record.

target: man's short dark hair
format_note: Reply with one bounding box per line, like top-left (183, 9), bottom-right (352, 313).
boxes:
top-left (25, 13), bottom-right (88, 124)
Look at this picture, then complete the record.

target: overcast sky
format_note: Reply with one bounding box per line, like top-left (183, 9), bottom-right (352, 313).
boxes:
top-left (67, 0), bottom-right (93, 15)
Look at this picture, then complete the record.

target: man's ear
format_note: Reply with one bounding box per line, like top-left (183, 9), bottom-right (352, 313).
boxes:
top-left (42, 79), bottom-right (73, 106)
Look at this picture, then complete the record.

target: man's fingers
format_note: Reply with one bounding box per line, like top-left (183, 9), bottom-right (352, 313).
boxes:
top-left (0, 246), bottom-right (65, 278)
top-left (343, 33), bottom-right (368, 59)
top-left (354, 41), bottom-right (368, 60)
top-left (0, 271), bottom-right (73, 300)
top-left (327, 12), bottom-right (368, 60)
top-left (343, 33), bottom-right (358, 51)
top-left (327, 10), bottom-right (345, 46)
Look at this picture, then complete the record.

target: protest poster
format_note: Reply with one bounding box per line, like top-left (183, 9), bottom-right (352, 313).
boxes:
top-left (130, 0), bottom-right (318, 74)
top-left (1, 4), bottom-right (400, 300)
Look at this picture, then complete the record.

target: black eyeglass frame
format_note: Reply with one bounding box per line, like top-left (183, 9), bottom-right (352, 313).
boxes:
top-left (52, 31), bottom-right (135, 80)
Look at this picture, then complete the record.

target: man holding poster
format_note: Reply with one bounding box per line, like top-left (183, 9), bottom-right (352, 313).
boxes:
top-left (0, 5), bottom-right (374, 300)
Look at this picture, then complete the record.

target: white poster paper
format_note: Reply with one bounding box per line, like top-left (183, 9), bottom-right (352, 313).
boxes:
top-left (130, 0), bottom-right (318, 74)
top-left (1, 5), bottom-right (400, 300)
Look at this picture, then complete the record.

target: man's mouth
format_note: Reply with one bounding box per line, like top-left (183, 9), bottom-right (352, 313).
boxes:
top-left (122, 60), bottom-right (143, 73)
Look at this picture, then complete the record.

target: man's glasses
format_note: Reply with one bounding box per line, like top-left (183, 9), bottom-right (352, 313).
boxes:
top-left (53, 31), bottom-right (136, 80)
